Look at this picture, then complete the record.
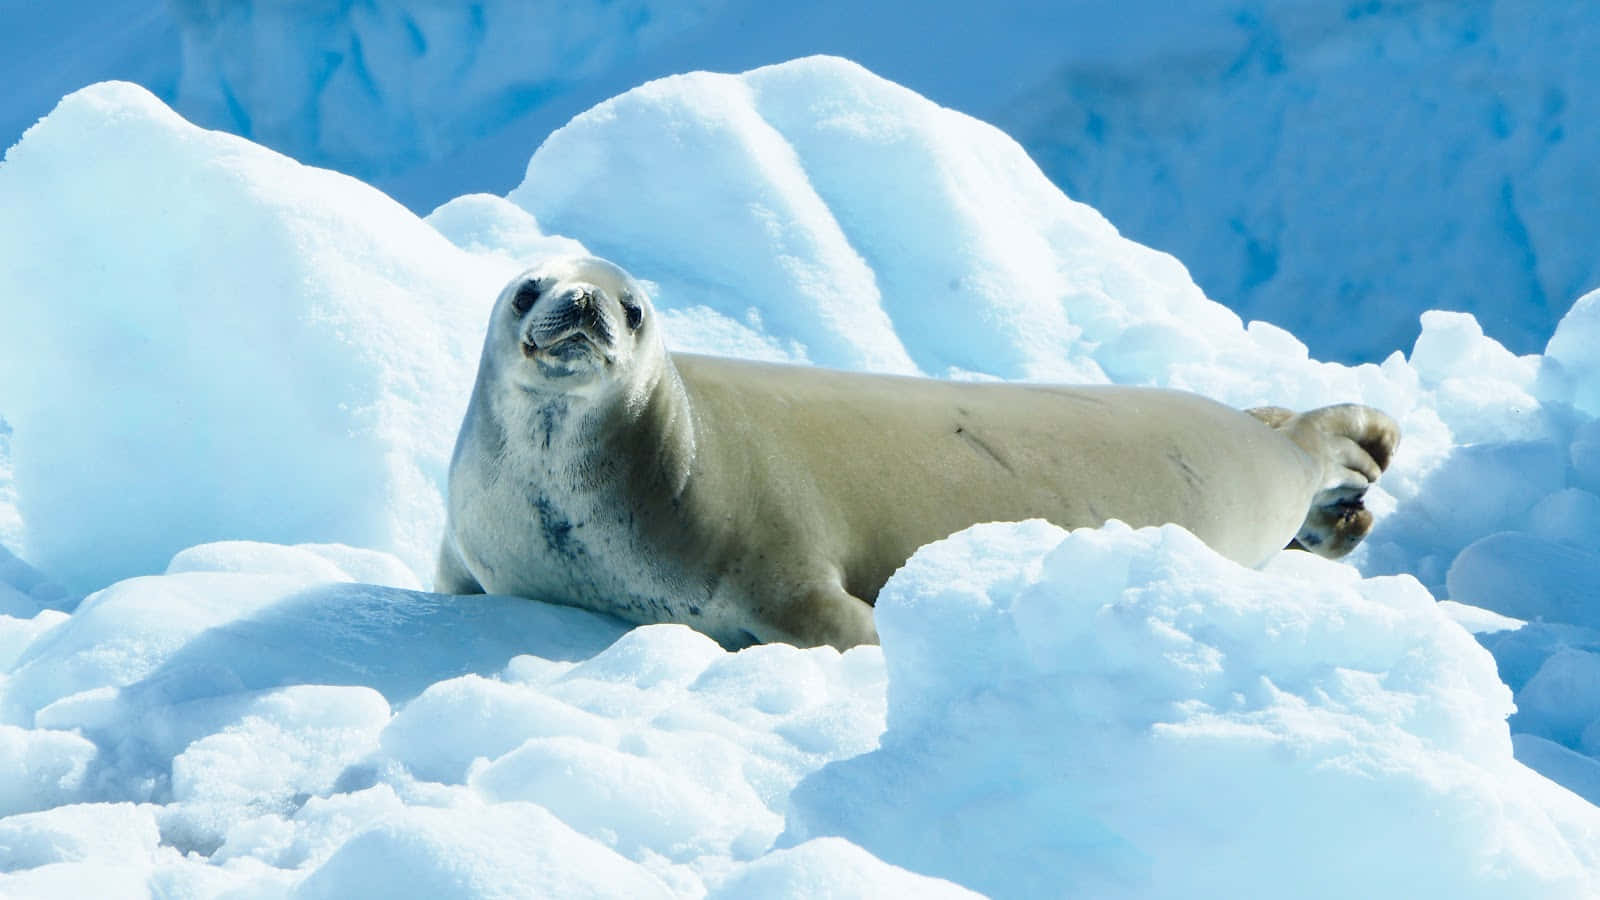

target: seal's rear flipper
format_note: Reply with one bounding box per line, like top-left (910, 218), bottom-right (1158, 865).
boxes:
top-left (1290, 499), bottom-right (1376, 558)
top-left (1250, 403), bottom-right (1401, 559)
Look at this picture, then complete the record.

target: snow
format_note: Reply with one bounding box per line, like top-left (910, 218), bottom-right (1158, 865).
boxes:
top-left (2, 55), bottom-right (1600, 897)
top-left (0, 80), bottom-right (523, 592)
top-left (17, 1), bottom-right (1592, 366)
top-left (11, 3), bottom-right (1597, 365)
top-left (786, 521), bottom-right (1600, 898)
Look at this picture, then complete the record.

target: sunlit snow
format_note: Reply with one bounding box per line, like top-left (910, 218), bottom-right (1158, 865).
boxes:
top-left (2, 56), bottom-right (1600, 898)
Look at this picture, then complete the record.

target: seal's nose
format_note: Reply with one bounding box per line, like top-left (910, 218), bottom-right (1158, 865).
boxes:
top-left (562, 286), bottom-right (606, 331)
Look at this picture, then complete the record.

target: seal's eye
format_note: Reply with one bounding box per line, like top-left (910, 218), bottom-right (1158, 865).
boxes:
top-left (511, 282), bottom-right (540, 315)
top-left (622, 295), bottom-right (643, 330)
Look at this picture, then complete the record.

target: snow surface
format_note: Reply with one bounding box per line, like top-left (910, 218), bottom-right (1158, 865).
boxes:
top-left (3, 56), bottom-right (1600, 897)
top-left (12, 2), bottom-right (1593, 363)
top-left (789, 521), bottom-right (1600, 898)
top-left (0, 80), bottom-right (519, 592)
top-left (51, 0), bottom-right (1593, 365)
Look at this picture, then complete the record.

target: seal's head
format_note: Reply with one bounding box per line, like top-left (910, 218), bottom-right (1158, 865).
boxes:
top-left (489, 256), bottom-right (662, 395)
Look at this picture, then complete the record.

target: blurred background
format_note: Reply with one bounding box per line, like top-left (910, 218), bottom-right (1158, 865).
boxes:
top-left (3, 0), bottom-right (1594, 363)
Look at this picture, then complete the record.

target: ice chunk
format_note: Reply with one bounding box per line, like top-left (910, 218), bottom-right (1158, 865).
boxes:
top-left (0, 82), bottom-right (516, 591)
top-left (786, 520), bottom-right (1600, 898)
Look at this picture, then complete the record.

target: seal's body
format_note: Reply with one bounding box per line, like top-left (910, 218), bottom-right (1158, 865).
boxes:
top-left (440, 257), bottom-right (1398, 649)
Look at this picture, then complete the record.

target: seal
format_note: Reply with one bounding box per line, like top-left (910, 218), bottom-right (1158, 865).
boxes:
top-left (439, 256), bottom-right (1399, 649)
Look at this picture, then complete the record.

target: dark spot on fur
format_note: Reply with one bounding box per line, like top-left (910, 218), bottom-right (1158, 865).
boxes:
top-left (532, 494), bottom-right (583, 560)
top-left (536, 402), bottom-right (565, 450)
top-left (688, 605), bottom-right (702, 616)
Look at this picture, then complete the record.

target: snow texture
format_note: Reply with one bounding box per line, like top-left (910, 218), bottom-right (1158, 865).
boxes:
top-left (64, 0), bottom-right (1597, 365)
top-left (787, 521), bottom-right (1600, 898)
top-left (2, 56), bottom-right (1600, 897)
top-left (0, 81), bottom-right (523, 592)
top-left (995, 1), bottom-right (1600, 362)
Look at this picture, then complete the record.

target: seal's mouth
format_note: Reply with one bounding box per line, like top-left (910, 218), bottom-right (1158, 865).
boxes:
top-left (517, 283), bottom-right (621, 377)
top-left (521, 330), bottom-right (612, 381)
top-left (523, 331), bottom-right (598, 361)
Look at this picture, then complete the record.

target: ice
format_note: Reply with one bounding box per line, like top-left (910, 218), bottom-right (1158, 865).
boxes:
top-left (2, 53), bottom-right (1600, 898)
top-left (291, 802), bottom-right (676, 899)
top-left (1447, 533), bottom-right (1600, 629)
top-left (165, 541), bottom-right (424, 590)
top-left (423, 193), bottom-right (590, 266)
top-left (1515, 650), bottom-right (1600, 747)
top-left (0, 82), bottom-right (522, 591)
top-left (1544, 289), bottom-right (1600, 418)
top-left (0, 545), bottom-right (73, 618)
top-left (785, 521), bottom-right (1600, 898)
top-left (1527, 488), bottom-right (1600, 547)
top-left (0, 726), bottom-right (98, 818)
top-left (170, 1), bottom-right (722, 186)
top-left (707, 838), bottom-right (985, 899)
top-left (1436, 600), bottom-right (1524, 637)
top-left (510, 57), bottom-right (1242, 383)
top-left (165, 686), bottom-right (393, 856)
top-left (998, 5), bottom-right (1600, 362)
top-left (0, 803), bottom-right (159, 873)
top-left (72, 2), bottom-right (1591, 368)
top-left (0, 610), bottom-right (68, 672)
top-left (1514, 735), bottom-right (1600, 807)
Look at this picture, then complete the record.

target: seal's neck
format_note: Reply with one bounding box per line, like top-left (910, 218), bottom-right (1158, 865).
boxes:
top-left (584, 360), bottom-right (697, 500)
top-left (485, 355), bottom-right (697, 502)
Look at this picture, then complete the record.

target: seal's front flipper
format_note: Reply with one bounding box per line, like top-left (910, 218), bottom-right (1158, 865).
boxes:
top-left (754, 580), bottom-right (879, 650)
top-left (434, 537), bottom-right (486, 595)
top-left (1252, 403), bottom-right (1401, 559)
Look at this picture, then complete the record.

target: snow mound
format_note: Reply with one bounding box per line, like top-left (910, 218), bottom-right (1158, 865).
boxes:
top-left (705, 838), bottom-right (983, 899)
top-left (0, 540), bottom-right (897, 895)
top-left (144, 4), bottom-right (1600, 367)
top-left (4, 527), bottom-right (1596, 896)
top-left (0, 82), bottom-right (532, 590)
top-left (292, 802), bottom-right (676, 899)
top-left (1544, 289), bottom-right (1600, 419)
top-left (513, 56), bottom-right (1259, 383)
top-left (786, 520), bottom-right (1600, 898)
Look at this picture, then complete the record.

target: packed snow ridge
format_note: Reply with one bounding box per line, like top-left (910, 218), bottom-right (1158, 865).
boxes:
top-left (2, 56), bottom-right (1600, 897)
